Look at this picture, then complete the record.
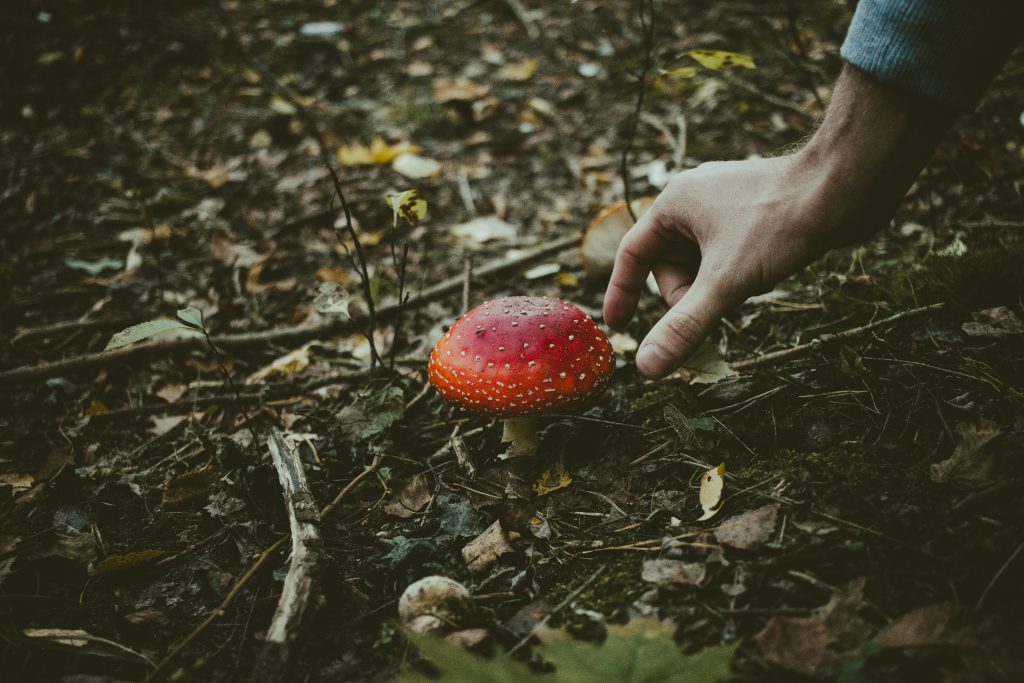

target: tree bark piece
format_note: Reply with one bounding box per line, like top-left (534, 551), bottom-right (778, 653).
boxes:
top-left (256, 430), bottom-right (323, 683)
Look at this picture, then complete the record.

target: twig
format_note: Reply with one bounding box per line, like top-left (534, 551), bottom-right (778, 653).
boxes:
top-left (976, 542), bottom-right (1023, 612)
top-left (731, 302), bottom-right (944, 371)
top-left (720, 72), bottom-right (811, 118)
top-left (461, 257), bottom-right (473, 312)
top-left (144, 453), bottom-right (382, 682)
top-left (256, 431), bottom-right (323, 682)
top-left (502, 0), bottom-right (540, 38)
top-left (619, 0), bottom-right (656, 222)
top-left (0, 234), bottom-right (582, 385)
top-left (508, 563), bottom-right (608, 655)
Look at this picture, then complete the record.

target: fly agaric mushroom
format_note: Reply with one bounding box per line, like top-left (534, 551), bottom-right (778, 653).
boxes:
top-left (428, 296), bottom-right (614, 456)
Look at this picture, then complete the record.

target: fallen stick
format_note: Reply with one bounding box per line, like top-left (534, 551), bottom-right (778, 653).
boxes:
top-left (731, 302), bottom-right (945, 371)
top-left (145, 452), bottom-right (382, 682)
top-left (0, 233), bottom-right (582, 385)
top-left (256, 430), bottom-right (323, 683)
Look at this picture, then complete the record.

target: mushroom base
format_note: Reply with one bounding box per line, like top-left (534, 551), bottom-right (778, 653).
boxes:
top-left (501, 416), bottom-right (540, 457)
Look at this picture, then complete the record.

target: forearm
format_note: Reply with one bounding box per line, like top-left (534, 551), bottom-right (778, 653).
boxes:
top-left (792, 65), bottom-right (957, 247)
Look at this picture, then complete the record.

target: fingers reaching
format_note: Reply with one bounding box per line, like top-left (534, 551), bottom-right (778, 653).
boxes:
top-left (603, 206), bottom-right (663, 330)
top-left (635, 275), bottom-right (721, 379)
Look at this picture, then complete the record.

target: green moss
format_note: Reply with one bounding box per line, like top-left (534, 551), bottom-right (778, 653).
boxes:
top-left (545, 557), bottom-right (647, 617)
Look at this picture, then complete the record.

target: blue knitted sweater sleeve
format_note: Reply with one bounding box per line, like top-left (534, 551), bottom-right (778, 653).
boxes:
top-left (840, 0), bottom-right (1023, 111)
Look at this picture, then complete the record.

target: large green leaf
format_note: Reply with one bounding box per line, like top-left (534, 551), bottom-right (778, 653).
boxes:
top-left (103, 319), bottom-right (195, 352)
top-left (398, 619), bottom-right (735, 683)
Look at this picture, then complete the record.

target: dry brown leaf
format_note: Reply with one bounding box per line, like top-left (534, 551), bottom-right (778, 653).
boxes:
top-left (930, 419), bottom-right (1001, 484)
top-left (462, 520), bottom-right (514, 574)
top-left (383, 473), bottom-right (433, 518)
top-left (641, 559), bottom-right (706, 587)
top-left (163, 463), bottom-right (219, 509)
top-left (580, 198), bottom-right (656, 279)
top-left (677, 342), bottom-right (737, 385)
top-left (245, 343), bottom-right (313, 384)
top-left (499, 58), bottom-right (538, 81)
top-left (713, 504), bottom-right (780, 550)
top-left (149, 415), bottom-right (187, 437)
top-left (755, 577), bottom-right (871, 678)
top-left (433, 79), bottom-right (491, 103)
top-left (875, 604), bottom-right (954, 649)
top-left (962, 306), bottom-right (1024, 338)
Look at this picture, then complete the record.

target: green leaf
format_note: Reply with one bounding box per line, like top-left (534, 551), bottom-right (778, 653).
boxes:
top-left (686, 50), bottom-right (756, 71)
top-left (176, 306), bottom-right (204, 329)
top-left (399, 619), bottom-right (736, 683)
top-left (104, 319), bottom-right (193, 352)
top-left (360, 385), bottom-right (406, 439)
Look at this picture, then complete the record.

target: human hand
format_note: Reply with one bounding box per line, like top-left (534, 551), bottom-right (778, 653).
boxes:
top-left (603, 154), bottom-right (844, 379)
top-left (603, 65), bottom-right (955, 379)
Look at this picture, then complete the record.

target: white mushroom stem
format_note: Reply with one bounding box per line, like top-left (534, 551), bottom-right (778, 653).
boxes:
top-left (502, 416), bottom-right (540, 456)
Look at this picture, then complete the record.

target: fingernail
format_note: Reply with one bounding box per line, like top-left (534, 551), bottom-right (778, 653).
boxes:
top-left (636, 343), bottom-right (673, 379)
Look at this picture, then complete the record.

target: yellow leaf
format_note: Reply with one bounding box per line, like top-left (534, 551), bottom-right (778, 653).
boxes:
top-left (338, 137), bottom-right (420, 166)
top-left (534, 462), bottom-right (572, 496)
top-left (499, 58), bottom-right (538, 81)
top-left (85, 399), bottom-right (108, 416)
top-left (664, 66), bottom-right (699, 80)
top-left (686, 50), bottom-right (756, 71)
top-left (557, 272), bottom-right (579, 288)
top-left (697, 462), bottom-right (726, 521)
top-left (386, 189), bottom-right (428, 228)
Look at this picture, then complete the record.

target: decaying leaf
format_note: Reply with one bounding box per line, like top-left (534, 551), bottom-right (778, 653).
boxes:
top-left (245, 343), bottom-right (313, 384)
top-left (677, 342), bottom-right (737, 385)
top-left (962, 306), bottom-right (1024, 338)
top-left (580, 198), bottom-right (656, 280)
top-left (697, 463), bottom-right (726, 521)
top-left (755, 578), bottom-right (871, 678)
top-left (386, 189), bottom-right (429, 228)
top-left (432, 79), bottom-right (491, 103)
top-left (713, 504), bottom-right (780, 550)
top-left (641, 559), bottom-right (707, 587)
top-left (384, 473), bottom-right (433, 518)
top-left (338, 137), bottom-right (420, 165)
top-left (533, 462), bottom-right (572, 496)
top-left (450, 215), bottom-right (518, 243)
top-left (163, 463), bottom-right (219, 509)
top-left (314, 281), bottom-right (353, 318)
top-left (930, 419), bottom-right (1001, 484)
top-left (92, 549), bottom-right (169, 578)
top-left (392, 154), bottom-right (441, 179)
top-left (499, 58), bottom-right (538, 81)
top-left (462, 520), bottom-right (515, 574)
top-left (874, 604), bottom-right (954, 649)
top-left (686, 49), bottom-right (756, 70)
top-left (24, 628), bottom-right (152, 665)
top-left (149, 415), bottom-right (187, 437)
top-left (401, 618), bottom-right (735, 682)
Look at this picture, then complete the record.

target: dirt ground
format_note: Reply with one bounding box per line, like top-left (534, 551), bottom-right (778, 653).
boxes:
top-left (2, 1), bottom-right (1023, 681)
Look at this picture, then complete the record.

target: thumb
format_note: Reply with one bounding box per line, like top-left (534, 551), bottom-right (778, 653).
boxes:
top-left (635, 275), bottom-right (723, 379)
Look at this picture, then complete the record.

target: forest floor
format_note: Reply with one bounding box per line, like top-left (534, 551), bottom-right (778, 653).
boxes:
top-left (2, 1), bottom-right (1023, 681)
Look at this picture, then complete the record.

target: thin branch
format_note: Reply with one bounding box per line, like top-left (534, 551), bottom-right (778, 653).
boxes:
top-left (619, 0), bottom-right (655, 222)
top-left (731, 302), bottom-right (945, 371)
top-left (144, 453), bottom-right (381, 682)
top-left (508, 563), bottom-right (608, 655)
top-left (255, 431), bottom-right (323, 682)
top-left (0, 233), bottom-right (582, 385)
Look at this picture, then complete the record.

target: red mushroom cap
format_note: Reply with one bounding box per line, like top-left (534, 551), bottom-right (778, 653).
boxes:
top-left (428, 296), bottom-right (615, 417)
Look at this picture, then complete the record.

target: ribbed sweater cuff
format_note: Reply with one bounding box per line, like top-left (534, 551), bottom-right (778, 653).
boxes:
top-left (840, 0), bottom-right (1022, 111)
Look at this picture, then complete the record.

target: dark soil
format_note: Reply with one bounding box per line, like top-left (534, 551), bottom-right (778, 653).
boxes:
top-left (2, 1), bottom-right (1023, 681)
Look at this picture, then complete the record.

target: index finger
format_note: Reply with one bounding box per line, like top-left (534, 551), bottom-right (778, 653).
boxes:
top-left (603, 204), bottom-right (663, 330)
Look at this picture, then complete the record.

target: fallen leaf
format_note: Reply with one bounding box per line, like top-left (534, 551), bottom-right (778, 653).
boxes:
top-left (697, 463), bottom-right (726, 521)
top-left (462, 520), bottom-right (514, 574)
top-left (581, 198), bottom-right (656, 280)
top-left (686, 49), bottom-right (756, 70)
top-left (245, 343), bottom-right (312, 383)
top-left (299, 21), bottom-right (344, 37)
top-left (534, 462), bottom-right (572, 496)
top-left (962, 307), bottom-right (1024, 338)
top-left (433, 79), bottom-right (491, 103)
top-left (163, 464), bottom-right (219, 509)
top-left (499, 58), bottom-right (538, 81)
top-left (930, 419), bottom-right (1001, 484)
top-left (641, 559), bottom-right (706, 587)
top-left (338, 137), bottom-right (419, 165)
top-left (104, 318), bottom-right (201, 352)
top-left (0, 473), bottom-right (34, 494)
top-left (875, 604), bottom-right (954, 649)
top-left (384, 473), bottom-right (433, 518)
top-left (557, 272), bottom-right (578, 288)
top-left (148, 415), bottom-right (187, 437)
top-left (450, 215), bottom-right (518, 243)
top-left (677, 342), bottom-right (737, 385)
top-left (386, 189), bottom-right (428, 228)
top-left (609, 332), bottom-right (638, 355)
top-left (755, 578), bottom-right (871, 678)
top-left (392, 153), bottom-right (441, 179)
top-left (523, 262), bottom-right (561, 280)
top-left (713, 504), bottom-right (780, 550)
top-left (92, 549), bottom-right (169, 578)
